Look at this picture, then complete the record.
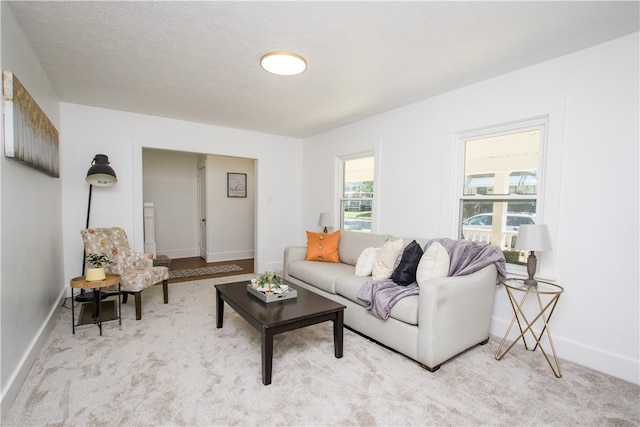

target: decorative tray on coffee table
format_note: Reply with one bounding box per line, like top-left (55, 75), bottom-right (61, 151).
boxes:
top-left (246, 283), bottom-right (298, 303)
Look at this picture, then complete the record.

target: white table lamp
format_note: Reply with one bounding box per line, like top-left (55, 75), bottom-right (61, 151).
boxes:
top-left (514, 224), bottom-right (552, 286)
top-left (318, 213), bottom-right (334, 233)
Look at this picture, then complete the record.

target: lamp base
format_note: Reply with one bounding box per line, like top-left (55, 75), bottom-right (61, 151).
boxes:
top-left (524, 251), bottom-right (538, 287)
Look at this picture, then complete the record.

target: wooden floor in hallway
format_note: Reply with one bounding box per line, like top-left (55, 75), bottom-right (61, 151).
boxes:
top-left (167, 257), bottom-right (254, 283)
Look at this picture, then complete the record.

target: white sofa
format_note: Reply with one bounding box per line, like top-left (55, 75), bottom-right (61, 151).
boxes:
top-left (283, 231), bottom-right (500, 371)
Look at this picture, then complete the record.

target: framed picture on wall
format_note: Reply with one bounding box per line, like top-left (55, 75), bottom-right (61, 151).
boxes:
top-left (227, 172), bottom-right (247, 198)
top-left (3, 71), bottom-right (60, 177)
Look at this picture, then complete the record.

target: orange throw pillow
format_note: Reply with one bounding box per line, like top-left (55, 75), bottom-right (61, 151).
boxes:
top-left (305, 230), bottom-right (340, 262)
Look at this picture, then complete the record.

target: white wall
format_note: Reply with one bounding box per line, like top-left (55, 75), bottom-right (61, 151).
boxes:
top-left (0, 3), bottom-right (64, 417)
top-left (205, 155), bottom-right (255, 262)
top-left (302, 33), bottom-right (639, 384)
top-left (60, 103), bottom-right (302, 287)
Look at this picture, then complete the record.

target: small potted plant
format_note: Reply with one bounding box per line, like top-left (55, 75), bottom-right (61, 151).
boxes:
top-left (255, 271), bottom-right (283, 295)
top-left (85, 252), bottom-right (112, 281)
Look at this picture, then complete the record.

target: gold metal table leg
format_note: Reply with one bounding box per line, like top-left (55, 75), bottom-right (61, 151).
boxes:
top-left (495, 287), bottom-right (562, 378)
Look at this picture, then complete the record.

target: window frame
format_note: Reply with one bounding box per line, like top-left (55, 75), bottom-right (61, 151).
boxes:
top-left (456, 116), bottom-right (550, 268)
top-left (337, 152), bottom-right (375, 233)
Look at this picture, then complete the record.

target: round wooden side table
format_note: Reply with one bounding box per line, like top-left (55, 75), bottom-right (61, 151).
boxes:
top-left (70, 274), bottom-right (121, 335)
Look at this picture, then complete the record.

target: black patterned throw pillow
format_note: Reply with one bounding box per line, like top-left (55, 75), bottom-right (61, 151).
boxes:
top-left (392, 240), bottom-right (424, 286)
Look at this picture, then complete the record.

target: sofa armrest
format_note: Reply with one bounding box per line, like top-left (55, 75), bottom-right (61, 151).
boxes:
top-left (416, 264), bottom-right (497, 369)
top-left (283, 246), bottom-right (307, 279)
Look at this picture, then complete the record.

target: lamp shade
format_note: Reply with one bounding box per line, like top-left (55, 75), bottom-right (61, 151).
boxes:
top-left (514, 224), bottom-right (552, 252)
top-left (318, 213), bottom-right (334, 228)
top-left (86, 154), bottom-right (117, 187)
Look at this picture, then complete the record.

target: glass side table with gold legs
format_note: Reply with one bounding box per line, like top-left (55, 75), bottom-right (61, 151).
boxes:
top-left (495, 278), bottom-right (564, 378)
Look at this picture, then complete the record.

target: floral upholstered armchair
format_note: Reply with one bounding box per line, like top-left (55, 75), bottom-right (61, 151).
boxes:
top-left (81, 227), bottom-right (169, 320)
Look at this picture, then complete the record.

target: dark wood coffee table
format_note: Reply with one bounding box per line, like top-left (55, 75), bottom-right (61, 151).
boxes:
top-left (215, 280), bottom-right (345, 385)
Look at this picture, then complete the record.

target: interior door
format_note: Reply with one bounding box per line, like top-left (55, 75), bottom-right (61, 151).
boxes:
top-left (197, 167), bottom-right (207, 259)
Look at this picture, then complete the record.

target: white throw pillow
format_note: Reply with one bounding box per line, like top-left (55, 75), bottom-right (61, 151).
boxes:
top-left (416, 241), bottom-right (450, 283)
top-left (372, 238), bottom-right (404, 280)
top-left (355, 247), bottom-right (379, 277)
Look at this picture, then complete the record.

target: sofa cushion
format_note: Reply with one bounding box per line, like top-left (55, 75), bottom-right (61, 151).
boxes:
top-left (338, 231), bottom-right (391, 266)
top-left (389, 295), bottom-right (419, 325)
top-left (372, 238), bottom-right (404, 280)
top-left (335, 275), bottom-right (418, 325)
top-left (355, 247), bottom-right (379, 277)
top-left (335, 275), bottom-right (371, 307)
top-left (288, 259), bottom-right (355, 294)
top-left (392, 240), bottom-right (424, 285)
top-left (305, 230), bottom-right (340, 262)
top-left (416, 241), bottom-right (450, 283)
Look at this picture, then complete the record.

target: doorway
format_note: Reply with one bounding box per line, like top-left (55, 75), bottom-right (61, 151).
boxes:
top-left (142, 148), bottom-right (256, 264)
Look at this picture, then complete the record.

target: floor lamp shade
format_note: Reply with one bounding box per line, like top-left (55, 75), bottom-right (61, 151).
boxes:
top-left (86, 154), bottom-right (117, 186)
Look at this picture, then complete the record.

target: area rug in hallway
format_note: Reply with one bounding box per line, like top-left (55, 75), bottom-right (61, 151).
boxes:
top-left (3, 274), bottom-right (638, 426)
top-left (168, 263), bottom-right (243, 279)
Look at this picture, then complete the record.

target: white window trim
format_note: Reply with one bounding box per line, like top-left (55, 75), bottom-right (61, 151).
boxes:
top-left (336, 150), bottom-right (377, 233)
top-left (454, 116), bottom-right (552, 278)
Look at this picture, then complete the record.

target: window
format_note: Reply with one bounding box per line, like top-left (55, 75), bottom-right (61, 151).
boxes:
top-left (340, 156), bottom-right (374, 233)
top-left (459, 119), bottom-right (546, 263)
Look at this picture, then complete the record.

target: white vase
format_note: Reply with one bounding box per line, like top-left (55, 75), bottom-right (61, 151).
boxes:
top-left (86, 267), bottom-right (106, 281)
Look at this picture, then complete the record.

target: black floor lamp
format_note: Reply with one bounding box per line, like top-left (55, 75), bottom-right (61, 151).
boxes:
top-left (84, 154), bottom-right (117, 229)
top-left (76, 154), bottom-right (117, 302)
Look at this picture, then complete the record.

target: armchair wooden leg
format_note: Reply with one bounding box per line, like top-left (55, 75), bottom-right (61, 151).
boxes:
top-left (122, 293), bottom-right (128, 304)
top-left (134, 292), bottom-right (142, 320)
top-left (162, 280), bottom-right (168, 304)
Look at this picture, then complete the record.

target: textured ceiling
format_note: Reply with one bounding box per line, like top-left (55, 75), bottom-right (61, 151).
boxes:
top-left (7, 1), bottom-right (639, 138)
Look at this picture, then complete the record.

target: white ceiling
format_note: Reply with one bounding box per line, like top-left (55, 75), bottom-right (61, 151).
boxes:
top-left (7, 1), bottom-right (639, 138)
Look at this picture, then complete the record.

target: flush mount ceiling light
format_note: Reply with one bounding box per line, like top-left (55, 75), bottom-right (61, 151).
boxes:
top-left (260, 51), bottom-right (307, 76)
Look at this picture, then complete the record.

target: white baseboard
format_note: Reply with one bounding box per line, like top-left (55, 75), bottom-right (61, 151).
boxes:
top-left (490, 316), bottom-right (639, 385)
top-left (205, 250), bottom-right (254, 263)
top-left (1, 287), bottom-right (67, 420)
top-left (159, 248), bottom-right (199, 259)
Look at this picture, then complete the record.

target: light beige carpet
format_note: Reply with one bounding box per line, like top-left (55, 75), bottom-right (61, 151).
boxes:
top-left (4, 274), bottom-right (639, 426)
